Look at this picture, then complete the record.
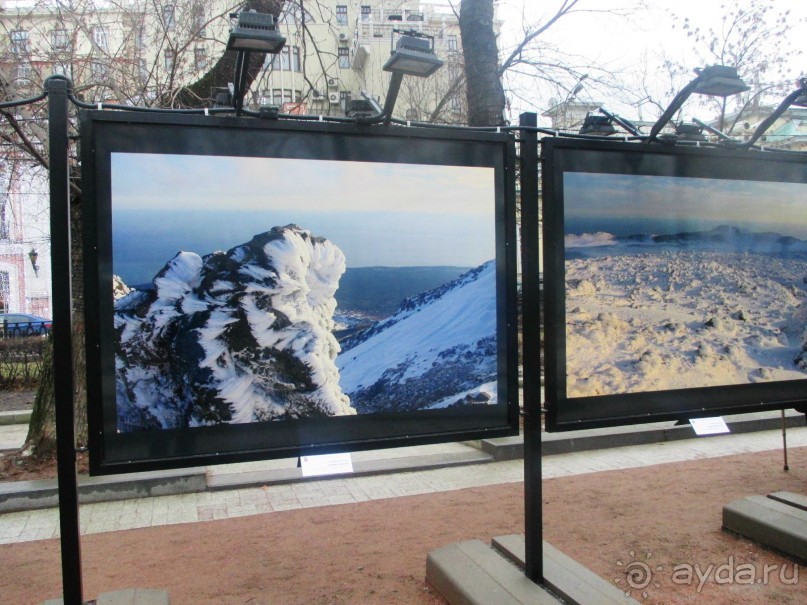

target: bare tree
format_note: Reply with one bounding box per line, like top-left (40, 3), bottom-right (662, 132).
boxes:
top-left (0, 0), bottom-right (281, 458)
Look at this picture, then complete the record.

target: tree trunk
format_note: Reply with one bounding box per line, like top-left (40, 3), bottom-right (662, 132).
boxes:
top-left (25, 339), bottom-right (56, 457)
top-left (174, 0), bottom-right (285, 108)
top-left (459, 0), bottom-right (506, 127)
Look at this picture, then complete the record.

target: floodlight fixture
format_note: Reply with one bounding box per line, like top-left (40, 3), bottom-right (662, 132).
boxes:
top-left (579, 114), bottom-right (616, 136)
top-left (383, 32), bottom-right (443, 77)
top-left (744, 77), bottom-right (807, 148)
top-left (674, 122), bottom-right (708, 142)
top-left (346, 99), bottom-right (375, 119)
top-left (226, 11), bottom-right (286, 115)
top-left (598, 107), bottom-right (641, 136)
top-left (226, 11), bottom-right (286, 53)
top-left (647, 65), bottom-right (749, 143)
top-left (381, 30), bottom-right (443, 125)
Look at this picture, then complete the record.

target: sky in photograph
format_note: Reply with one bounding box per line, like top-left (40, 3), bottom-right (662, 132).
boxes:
top-left (564, 172), bottom-right (807, 238)
top-left (111, 152), bottom-right (496, 280)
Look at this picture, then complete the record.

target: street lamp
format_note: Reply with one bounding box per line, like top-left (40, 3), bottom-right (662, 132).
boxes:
top-left (647, 65), bottom-right (749, 142)
top-left (381, 30), bottom-right (443, 125)
top-left (28, 248), bottom-right (39, 277)
top-left (226, 11), bottom-right (286, 115)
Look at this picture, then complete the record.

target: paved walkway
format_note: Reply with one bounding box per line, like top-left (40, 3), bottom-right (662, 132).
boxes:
top-left (1, 426), bottom-right (805, 546)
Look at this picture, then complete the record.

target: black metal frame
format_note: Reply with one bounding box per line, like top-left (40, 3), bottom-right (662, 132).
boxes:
top-left (519, 113), bottom-right (544, 583)
top-left (539, 136), bottom-right (807, 432)
top-left (48, 78), bottom-right (84, 604)
top-left (82, 111), bottom-right (519, 475)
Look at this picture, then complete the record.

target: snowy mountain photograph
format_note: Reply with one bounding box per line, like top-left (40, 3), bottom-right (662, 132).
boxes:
top-left (562, 171), bottom-right (807, 398)
top-left (111, 152), bottom-right (498, 432)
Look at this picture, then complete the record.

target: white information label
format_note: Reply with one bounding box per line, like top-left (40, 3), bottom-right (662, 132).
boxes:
top-left (300, 453), bottom-right (354, 478)
top-left (689, 416), bottom-right (730, 436)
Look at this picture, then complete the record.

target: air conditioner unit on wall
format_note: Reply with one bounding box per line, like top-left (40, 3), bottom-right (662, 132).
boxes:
top-left (338, 32), bottom-right (349, 43)
top-left (327, 78), bottom-right (338, 88)
top-left (328, 93), bottom-right (340, 104)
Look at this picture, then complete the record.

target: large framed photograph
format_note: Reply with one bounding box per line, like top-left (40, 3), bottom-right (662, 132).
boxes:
top-left (540, 137), bottom-right (807, 431)
top-left (82, 112), bottom-right (518, 474)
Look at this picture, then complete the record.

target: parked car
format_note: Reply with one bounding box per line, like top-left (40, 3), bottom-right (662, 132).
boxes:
top-left (0, 313), bottom-right (52, 337)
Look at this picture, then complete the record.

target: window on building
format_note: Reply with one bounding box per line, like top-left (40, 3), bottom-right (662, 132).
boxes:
top-left (90, 60), bottom-right (107, 80)
top-left (92, 25), bottom-right (109, 52)
top-left (0, 272), bottom-right (9, 314)
top-left (271, 46), bottom-right (300, 72)
top-left (192, 4), bottom-right (206, 36)
top-left (339, 90), bottom-right (351, 112)
top-left (52, 28), bottom-right (69, 50)
top-left (336, 5), bottom-right (348, 25)
top-left (272, 88), bottom-right (283, 106)
top-left (164, 49), bottom-right (175, 72)
top-left (15, 61), bottom-right (32, 80)
top-left (338, 47), bottom-right (350, 69)
top-left (52, 62), bottom-right (69, 77)
top-left (360, 5), bottom-right (371, 21)
top-left (446, 34), bottom-right (458, 52)
top-left (291, 46), bottom-right (300, 72)
top-left (0, 196), bottom-right (9, 241)
top-left (162, 4), bottom-right (176, 31)
top-left (10, 30), bottom-right (29, 54)
top-left (194, 46), bottom-right (207, 71)
top-left (259, 89), bottom-right (271, 106)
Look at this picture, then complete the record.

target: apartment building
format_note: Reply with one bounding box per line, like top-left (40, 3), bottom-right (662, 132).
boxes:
top-left (0, 0), bottom-right (469, 316)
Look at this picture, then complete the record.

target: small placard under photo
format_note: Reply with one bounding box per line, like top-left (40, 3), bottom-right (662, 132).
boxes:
top-left (300, 453), bottom-right (354, 478)
top-left (689, 417), bottom-right (730, 436)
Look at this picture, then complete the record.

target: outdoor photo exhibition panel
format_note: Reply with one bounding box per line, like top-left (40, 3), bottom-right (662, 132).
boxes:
top-left (540, 137), bottom-right (807, 431)
top-left (83, 112), bottom-right (518, 474)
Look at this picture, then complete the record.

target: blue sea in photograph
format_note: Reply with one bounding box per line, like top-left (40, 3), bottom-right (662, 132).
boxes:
top-left (565, 218), bottom-right (807, 262)
top-left (113, 208), bottom-right (493, 286)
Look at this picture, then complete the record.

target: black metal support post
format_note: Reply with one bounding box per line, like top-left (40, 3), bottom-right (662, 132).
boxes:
top-left (519, 112), bottom-right (544, 584)
top-left (382, 72), bottom-right (403, 125)
top-left (47, 76), bottom-right (84, 605)
top-left (233, 50), bottom-right (251, 116)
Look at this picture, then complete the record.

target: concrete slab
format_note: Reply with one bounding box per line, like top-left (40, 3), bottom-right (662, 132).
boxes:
top-left (0, 409), bottom-right (32, 425)
top-left (39, 588), bottom-right (170, 605)
top-left (767, 491), bottom-right (807, 513)
top-left (0, 422), bottom-right (27, 451)
top-left (427, 540), bottom-right (563, 605)
top-left (97, 588), bottom-right (170, 604)
top-left (491, 535), bottom-right (639, 605)
top-left (723, 495), bottom-right (807, 562)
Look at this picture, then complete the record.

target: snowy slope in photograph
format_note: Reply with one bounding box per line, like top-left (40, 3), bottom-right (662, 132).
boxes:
top-left (564, 225), bottom-right (807, 397)
top-left (114, 225), bottom-right (355, 431)
top-left (336, 261), bottom-right (497, 413)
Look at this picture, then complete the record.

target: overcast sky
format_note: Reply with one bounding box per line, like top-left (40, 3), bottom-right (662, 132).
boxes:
top-left (498, 0), bottom-right (807, 123)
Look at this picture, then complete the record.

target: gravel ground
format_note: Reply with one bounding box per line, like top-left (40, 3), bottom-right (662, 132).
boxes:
top-left (0, 389), bottom-right (35, 413)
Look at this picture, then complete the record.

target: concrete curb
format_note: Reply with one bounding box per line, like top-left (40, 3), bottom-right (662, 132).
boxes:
top-left (0, 467), bottom-right (207, 514)
top-left (0, 409), bottom-right (32, 425)
top-left (480, 410), bottom-right (806, 461)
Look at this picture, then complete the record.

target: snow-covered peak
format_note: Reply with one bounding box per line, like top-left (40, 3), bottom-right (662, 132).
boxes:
top-left (115, 225), bottom-right (354, 432)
